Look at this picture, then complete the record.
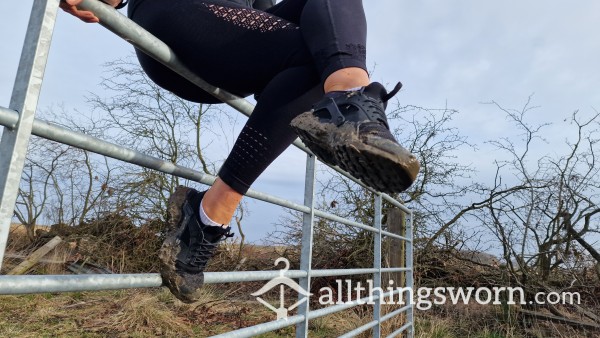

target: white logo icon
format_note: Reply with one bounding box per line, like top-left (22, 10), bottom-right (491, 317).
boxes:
top-left (251, 257), bottom-right (312, 320)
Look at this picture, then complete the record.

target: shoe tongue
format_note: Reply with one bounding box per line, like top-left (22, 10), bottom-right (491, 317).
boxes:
top-left (363, 82), bottom-right (403, 108)
top-left (363, 82), bottom-right (387, 100)
top-left (203, 225), bottom-right (231, 242)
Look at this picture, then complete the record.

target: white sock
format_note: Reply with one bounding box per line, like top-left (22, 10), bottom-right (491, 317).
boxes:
top-left (325, 86), bottom-right (364, 98)
top-left (200, 200), bottom-right (227, 228)
top-left (344, 86), bottom-right (363, 92)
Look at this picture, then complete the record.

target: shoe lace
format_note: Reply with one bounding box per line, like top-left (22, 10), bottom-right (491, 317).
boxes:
top-left (358, 83), bottom-right (403, 142)
top-left (333, 82), bottom-right (403, 127)
top-left (381, 82), bottom-right (402, 103)
top-left (360, 82), bottom-right (403, 127)
top-left (188, 228), bottom-right (234, 268)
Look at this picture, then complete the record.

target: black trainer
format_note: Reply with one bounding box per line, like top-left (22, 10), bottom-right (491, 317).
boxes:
top-left (159, 186), bottom-right (233, 303)
top-left (290, 82), bottom-right (420, 193)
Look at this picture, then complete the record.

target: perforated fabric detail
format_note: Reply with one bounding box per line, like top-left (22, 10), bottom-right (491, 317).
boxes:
top-left (204, 4), bottom-right (298, 32)
top-left (228, 125), bottom-right (270, 171)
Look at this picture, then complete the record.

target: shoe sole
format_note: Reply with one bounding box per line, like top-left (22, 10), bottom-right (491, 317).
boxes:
top-left (291, 112), bottom-right (420, 193)
top-left (159, 186), bottom-right (204, 303)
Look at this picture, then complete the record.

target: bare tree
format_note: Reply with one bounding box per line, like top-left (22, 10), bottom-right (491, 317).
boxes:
top-left (14, 138), bottom-right (68, 240)
top-left (469, 98), bottom-right (600, 283)
top-left (84, 57), bottom-right (227, 222)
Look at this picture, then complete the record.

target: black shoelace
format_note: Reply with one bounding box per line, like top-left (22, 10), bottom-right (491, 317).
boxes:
top-left (188, 228), bottom-right (234, 269)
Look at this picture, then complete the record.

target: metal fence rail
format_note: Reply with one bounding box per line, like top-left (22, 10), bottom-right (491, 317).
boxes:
top-left (0, 1), bottom-right (415, 337)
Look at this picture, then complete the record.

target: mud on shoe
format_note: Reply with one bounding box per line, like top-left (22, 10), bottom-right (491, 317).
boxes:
top-left (159, 186), bottom-right (233, 303)
top-left (290, 82), bottom-right (420, 194)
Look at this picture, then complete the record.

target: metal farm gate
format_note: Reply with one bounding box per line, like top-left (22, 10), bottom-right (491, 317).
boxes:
top-left (0, 1), bottom-right (414, 337)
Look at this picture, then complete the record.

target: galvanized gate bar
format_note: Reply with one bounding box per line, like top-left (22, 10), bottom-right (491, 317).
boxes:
top-left (0, 108), bottom-right (410, 242)
top-left (307, 289), bottom-right (400, 320)
top-left (373, 194), bottom-right (383, 337)
top-left (213, 288), bottom-right (402, 338)
top-left (0, 0), bottom-right (60, 270)
top-left (0, 274), bottom-right (162, 294)
top-left (339, 320), bottom-right (380, 338)
top-left (0, 107), bottom-right (19, 129)
top-left (296, 154), bottom-right (316, 337)
top-left (211, 315), bottom-right (306, 338)
top-left (387, 323), bottom-right (413, 338)
top-left (0, 106), bottom-right (210, 183)
top-left (0, 266), bottom-right (416, 294)
top-left (405, 212), bottom-right (415, 337)
top-left (381, 304), bottom-right (412, 322)
top-left (383, 304), bottom-right (413, 338)
top-left (80, 0), bottom-right (254, 117)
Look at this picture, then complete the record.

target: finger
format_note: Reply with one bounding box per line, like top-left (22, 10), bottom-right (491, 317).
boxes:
top-left (63, 0), bottom-right (83, 6)
top-left (59, 3), bottom-right (99, 23)
top-left (58, 2), bottom-right (73, 11)
top-left (79, 11), bottom-right (100, 23)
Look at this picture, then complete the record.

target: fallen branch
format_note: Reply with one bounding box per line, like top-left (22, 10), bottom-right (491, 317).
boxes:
top-left (541, 283), bottom-right (600, 324)
top-left (519, 309), bottom-right (600, 331)
top-left (7, 236), bottom-right (62, 275)
top-left (4, 252), bottom-right (65, 264)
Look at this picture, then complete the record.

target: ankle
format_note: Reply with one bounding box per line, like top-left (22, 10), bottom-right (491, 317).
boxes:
top-left (324, 67), bottom-right (370, 93)
top-left (202, 178), bottom-right (243, 225)
top-left (200, 200), bottom-right (228, 228)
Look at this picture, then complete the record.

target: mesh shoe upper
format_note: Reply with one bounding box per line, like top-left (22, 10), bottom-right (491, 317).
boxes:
top-left (313, 82), bottom-right (402, 143)
top-left (290, 81), bottom-right (420, 193)
top-left (174, 190), bottom-right (233, 273)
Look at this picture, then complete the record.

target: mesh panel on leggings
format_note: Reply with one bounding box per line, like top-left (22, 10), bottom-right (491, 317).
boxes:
top-left (204, 4), bottom-right (298, 32)
top-left (228, 125), bottom-right (270, 172)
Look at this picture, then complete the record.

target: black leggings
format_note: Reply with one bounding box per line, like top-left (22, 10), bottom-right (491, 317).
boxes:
top-left (128, 0), bottom-right (368, 194)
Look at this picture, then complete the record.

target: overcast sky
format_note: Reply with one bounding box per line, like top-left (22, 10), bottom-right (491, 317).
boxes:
top-left (2, 1), bottom-right (600, 242)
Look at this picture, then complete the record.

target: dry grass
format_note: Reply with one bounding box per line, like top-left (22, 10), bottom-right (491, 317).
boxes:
top-left (2, 225), bottom-right (598, 337)
top-left (5, 224), bottom-right (33, 252)
top-left (1, 287), bottom-right (598, 337)
top-left (306, 306), bottom-right (372, 337)
top-left (0, 288), bottom-right (217, 337)
top-left (88, 292), bottom-right (194, 336)
top-left (0, 289), bottom-right (391, 337)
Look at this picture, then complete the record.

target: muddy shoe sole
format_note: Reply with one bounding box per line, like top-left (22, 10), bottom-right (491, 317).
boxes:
top-left (291, 112), bottom-right (420, 193)
top-left (159, 186), bottom-right (205, 303)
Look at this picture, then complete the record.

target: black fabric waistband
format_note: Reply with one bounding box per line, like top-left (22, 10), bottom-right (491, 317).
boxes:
top-left (128, 0), bottom-right (255, 17)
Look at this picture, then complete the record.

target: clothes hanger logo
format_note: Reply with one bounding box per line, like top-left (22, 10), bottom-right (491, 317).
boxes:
top-left (251, 257), bottom-right (312, 320)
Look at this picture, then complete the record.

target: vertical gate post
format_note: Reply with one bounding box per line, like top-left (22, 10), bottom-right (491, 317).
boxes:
top-left (0, 0), bottom-right (60, 269)
top-left (387, 208), bottom-right (405, 290)
top-left (373, 194), bottom-right (383, 337)
top-left (296, 154), bottom-right (316, 337)
top-left (405, 212), bottom-right (415, 338)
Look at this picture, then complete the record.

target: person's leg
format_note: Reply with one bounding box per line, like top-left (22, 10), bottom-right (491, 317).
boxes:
top-left (300, 0), bottom-right (370, 87)
top-left (129, 0), bottom-right (313, 102)
top-left (129, 0), bottom-right (317, 223)
top-left (129, 0), bottom-right (324, 302)
top-left (207, 65), bottom-right (322, 223)
top-left (205, 0), bottom-right (372, 210)
top-left (160, 65), bottom-right (322, 303)
top-left (130, 0), bottom-right (418, 302)
top-left (266, 0), bottom-right (371, 93)
top-left (198, 0), bottom-right (318, 224)
top-left (288, 0), bottom-right (420, 193)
